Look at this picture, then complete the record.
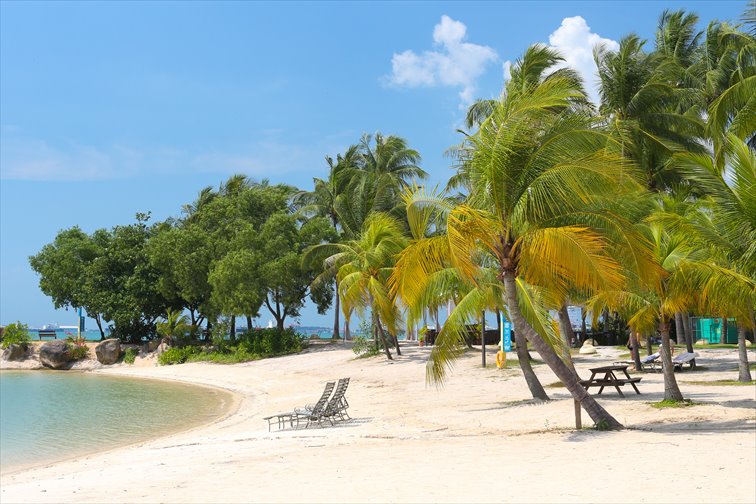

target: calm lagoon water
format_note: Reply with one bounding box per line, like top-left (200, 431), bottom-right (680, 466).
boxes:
top-left (0, 371), bottom-right (231, 471)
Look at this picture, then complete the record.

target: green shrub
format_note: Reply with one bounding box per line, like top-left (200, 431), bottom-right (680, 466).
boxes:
top-left (158, 346), bottom-right (201, 365)
top-left (1, 321), bottom-right (31, 349)
top-left (352, 335), bottom-right (380, 358)
top-left (123, 347), bottom-right (138, 365)
top-left (65, 334), bottom-right (89, 360)
top-left (237, 328), bottom-right (302, 356)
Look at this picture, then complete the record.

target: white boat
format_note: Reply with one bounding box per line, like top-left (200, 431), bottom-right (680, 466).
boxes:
top-left (41, 323), bottom-right (59, 331)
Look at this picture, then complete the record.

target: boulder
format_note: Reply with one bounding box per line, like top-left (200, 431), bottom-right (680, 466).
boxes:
top-left (579, 343), bottom-right (597, 355)
top-left (39, 340), bottom-right (71, 369)
top-left (95, 338), bottom-right (121, 365)
top-left (745, 340), bottom-right (753, 347)
top-left (582, 339), bottom-right (598, 347)
top-left (144, 339), bottom-right (160, 353)
top-left (2, 343), bottom-right (28, 361)
top-left (695, 339), bottom-right (707, 346)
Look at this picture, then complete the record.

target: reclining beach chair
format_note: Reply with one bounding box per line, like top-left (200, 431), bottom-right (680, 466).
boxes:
top-left (325, 377), bottom-right (351, 422)
top-left (263, 381), bottom-right (335, 431)
top-left (640, 352), bottom-right (661, 372)
top-left (672, 352), bottom-right (698, 371)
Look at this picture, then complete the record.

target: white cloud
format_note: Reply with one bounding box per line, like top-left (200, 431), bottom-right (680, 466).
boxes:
top-left (0, 129), bottom-right (332, 182)
top-left (546, 16), bottom-right (618, 104)
top-left (502, 60), bottom-right (512, 83)
top-left (388, 15), bottom-right (498, 106)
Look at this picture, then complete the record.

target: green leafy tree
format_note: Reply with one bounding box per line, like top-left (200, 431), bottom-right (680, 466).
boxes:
top-left (1, 321), bottom-right (31, 349)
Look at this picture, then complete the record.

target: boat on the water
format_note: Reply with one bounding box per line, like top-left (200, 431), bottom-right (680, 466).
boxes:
top-left (40, 323), bottom-right (60, 331)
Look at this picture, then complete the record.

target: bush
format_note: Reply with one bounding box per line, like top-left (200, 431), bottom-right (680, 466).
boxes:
top-left (1, 321), bottom-right (31, 349)
top-left (65, 333), bottom-right (89, 360)
top-left (352, 335), bottom-right (380, 358)
top-left (123, 347), bottom-right (138, 365)
top-left (158, 346), bottom-right (202, 365)
top-left (237, 328), bottom-right (303, 356)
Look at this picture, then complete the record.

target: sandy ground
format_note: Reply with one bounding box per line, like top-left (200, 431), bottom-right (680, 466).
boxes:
top-left (1, 343), bottom-right (754, 504)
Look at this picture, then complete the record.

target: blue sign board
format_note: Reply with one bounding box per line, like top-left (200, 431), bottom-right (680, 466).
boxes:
top-left (500, 312), bottom-right (512, 351)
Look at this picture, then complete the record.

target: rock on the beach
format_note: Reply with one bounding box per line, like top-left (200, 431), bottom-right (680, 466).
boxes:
top-left (95, 338), bottom-right (121, 365)
top-left (39, 340), bottom-right (71, 369)
top-left (2, 343), bottom-right (28, 361)
top-left (579, 344), bottom-right (597, 355)
top-left (582, 339), bottom-right (598, 347)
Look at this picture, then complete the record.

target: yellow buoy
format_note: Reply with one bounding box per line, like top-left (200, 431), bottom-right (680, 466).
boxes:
top-left (495, 350), bottom-right (506, 369)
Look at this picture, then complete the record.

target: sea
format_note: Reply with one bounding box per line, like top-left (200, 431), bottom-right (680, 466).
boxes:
top-left (0, 371), bottom-right (231, 471)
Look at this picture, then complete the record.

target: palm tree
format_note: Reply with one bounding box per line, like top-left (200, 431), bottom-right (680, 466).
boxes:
top-left (594, 34), bottom-right (705, 191)
top-left (298, 145), bottom-right (361, 338)
top-left (307, 213), bottom-right (407, 359)
top-left (672, 134), bottom-right (756, 381)
top-left (393, 45), bottom-right (655, 430)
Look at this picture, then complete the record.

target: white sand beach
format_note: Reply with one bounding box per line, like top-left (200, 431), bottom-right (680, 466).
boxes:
top-left (1, 343), bottom-right (754, 504)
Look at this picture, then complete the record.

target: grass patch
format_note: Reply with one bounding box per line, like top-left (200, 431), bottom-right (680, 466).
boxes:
top-left (649, 399), bottom-right (698, 409)
top-left (545, 381), bottom-right (566, 388)
top-left (681, 379), bottom-right (756, 386)
top-left (750, 362), bottom-right (756, 371)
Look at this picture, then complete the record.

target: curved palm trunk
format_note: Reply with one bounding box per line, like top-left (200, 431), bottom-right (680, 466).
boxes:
top-left (513, 321), bottom-right (550, 401)
top-left (374, 315), bottom-right (393, 360)
top-left (344, 319), bottom-right (351, 340)
top-left (737, 325), bottom-right (752, 382)
top-left (558, 304), bottom-right (576, 371)
top-left (683, 313), bottom-right (695, 365)
top-left (503, 272), bottom-right (622, 429)
top-left (659, 319), bottom-right (685, 402)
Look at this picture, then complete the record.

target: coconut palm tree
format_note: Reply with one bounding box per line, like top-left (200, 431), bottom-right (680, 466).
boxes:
top-left (393, 45), bottom-right (658, 430)
top-left (307, 213), bottom-right (407, 359)
top-left (297, 145), bottom-right (362, 338)
top-left (672, 134), bottom-right (756, 381)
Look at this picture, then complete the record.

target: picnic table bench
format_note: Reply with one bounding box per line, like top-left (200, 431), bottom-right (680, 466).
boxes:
top-left (37, 330), bottom-right (57, 340)
top-left (580, 364), bottom-right (641, 397)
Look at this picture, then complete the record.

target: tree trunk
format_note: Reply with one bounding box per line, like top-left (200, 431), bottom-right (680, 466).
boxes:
top-left (659, 319), bottom-right (685, 402)
top-left (720, 317), bottom-right (728, 344)
top-left (629, 332), bottom-right (642, 371)
top-left (646, 334), bottom-right (653, 356)
top-left (374, 316), bottom-right (393, 360)
top-left (558, 304), bottom-right (576, 370)
top-left (674, 312), bottom-right (684, 344)
top-left (246, 316), bottom-right (253, 332)
top-left (481, 311), bottom-right (486, 368)
top-left (502, 272), bottom-right (621, 429)
top-left (230, 317), bottom-right (236, 342)
top-left (683, 313), bottom-right (695, 364)
top-left (737, 325), bottom-right (752, 382)
top-left (344, 319), bottom-right (351, 340)
top-left (333, 278), bottom-right (340, 339)
top-left (513, 318), bottom-right (549, 401)
top-left (580, 307), bottom-right (587, 343)
top-left (95, 315), bottom-right (105, 340)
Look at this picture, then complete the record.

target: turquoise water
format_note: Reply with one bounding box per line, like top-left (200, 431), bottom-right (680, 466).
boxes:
top-left (0, 371), bottom-right (231, 471)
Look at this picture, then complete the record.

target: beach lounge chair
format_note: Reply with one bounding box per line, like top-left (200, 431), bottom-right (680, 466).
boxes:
top-left (672, 352), bottom-right (698, 371)
top-left (325, 377), bottom-right (351, 422)
top-left (295, 377), bottom-right (352, 428)
top-left (640, 352), bottom-right (661, 372)
top-left (263, 381), bottom-right (335, 432)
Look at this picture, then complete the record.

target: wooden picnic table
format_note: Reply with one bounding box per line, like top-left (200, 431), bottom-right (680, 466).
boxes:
top-left (580, 364), bottom-right (641, 397)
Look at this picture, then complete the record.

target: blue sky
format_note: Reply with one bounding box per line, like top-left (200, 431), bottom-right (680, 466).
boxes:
top-left (0, 0), bottom-right (744, 329)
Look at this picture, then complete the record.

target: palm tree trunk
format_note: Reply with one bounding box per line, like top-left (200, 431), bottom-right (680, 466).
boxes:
top-left (344, 319), bottom-right (351, 340)
top-left (230, 317), bottom-right (236, 342)
top-left (659, 319), bottom-right (685, 402)
top-left (374, 316), bottom-right (393, 360)
top-left (246, 316), bottom-right (253, 332)
top-left (557, 304), bottom-right (576, 371)
top-left (683, 313), bottom-right (695, 360)
top-left (502, 272), bottom-right (621, 429)
top-left (674, 312), bottom-right (685, 344)
top-left (646, 334), bottom-right (653, 356)
top-left (737, 325), bottom-right (752, 382)
top-left (481, 311), bottom-right (486, 368)
top-left (333, 278), bottom-right (340, 339)
top-left (721, 317), bottom-right (729, 344)
top-left (580, 307), bottom-right (587, 343)
top-left (514, 319), bottom-right (550, 401)
top-left (629, 332), bottom-right (642, 371)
